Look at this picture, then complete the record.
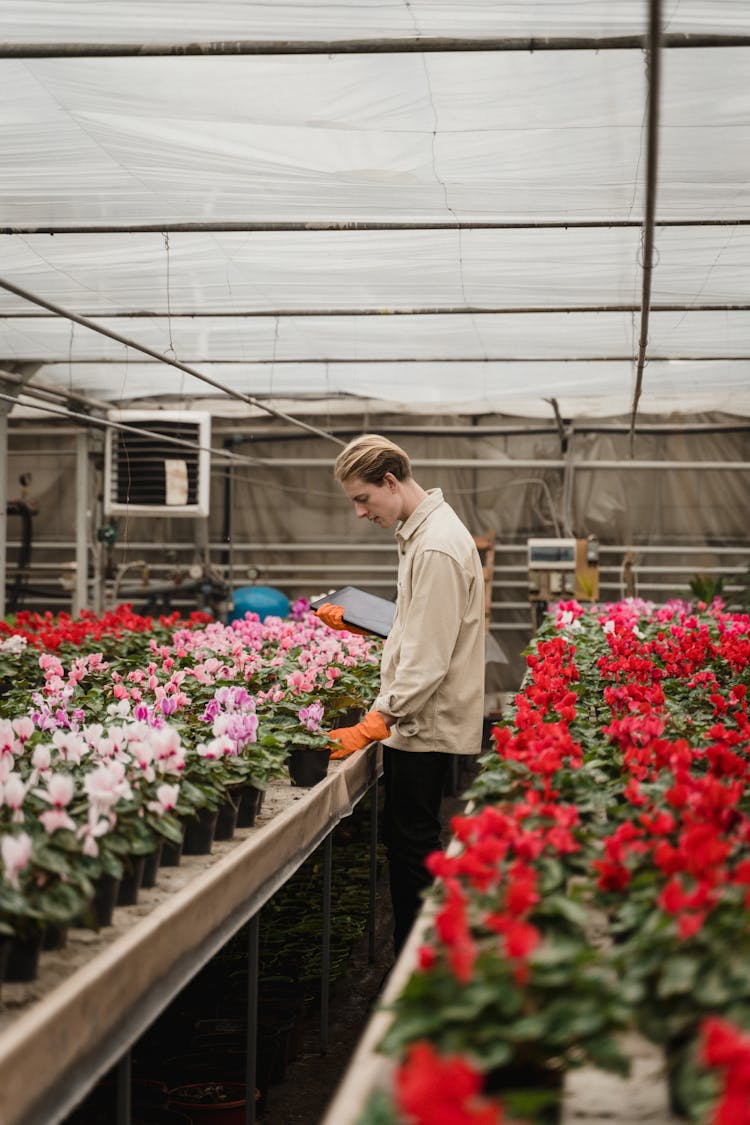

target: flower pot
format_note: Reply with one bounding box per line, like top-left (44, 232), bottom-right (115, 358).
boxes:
top-left (142, 843), bottom-right (164, 888)
top-left (117, 854), bottom-right (147, 906)
top-left (183, 808), bottom-right (219, 856)
top-left (235, 784), bottom-right (263, 828)
top-left (4, 928), bottom-right (44, 983)
top-left (42, 923), bottom-right (68, 951)
top-left (214, 795), bottom-right (239, 841)
top-left (167, 1083), bottom-right (248, 1125)
top-left (287, 746), bottom-right (330, 788)
top-left (484, 1060), bottom-right (564, 1125)
top-left (160, 829), bottom-right (185, 867)
top-left (0, 936), bottom-right (11, 983)
top-left (91, 873), bottom-right (122, 928)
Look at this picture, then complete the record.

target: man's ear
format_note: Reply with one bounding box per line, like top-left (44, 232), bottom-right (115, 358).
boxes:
top-left (383, 471), bottom-right (398, 492)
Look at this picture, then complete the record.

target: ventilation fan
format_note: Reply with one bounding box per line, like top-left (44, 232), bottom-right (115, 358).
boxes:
top-left (104, 410), bottom-right (211, 517)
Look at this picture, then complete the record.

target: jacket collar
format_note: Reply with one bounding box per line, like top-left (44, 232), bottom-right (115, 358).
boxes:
top-left (395, 488), bottom-right (443, 543)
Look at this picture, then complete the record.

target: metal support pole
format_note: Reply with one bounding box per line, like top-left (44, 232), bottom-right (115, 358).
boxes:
top-left (73, 430), bottom-right (88, 615)
top-left (114, 1051), bottom-right (131, 1125)
top-left (630, 0), bottom-right (663, 449)
top-left (245, 914), bottom-right (259, 1125)
top-left (320, 833), bottom-right (333, 1055)
top-left (0, 410), bottom-right (7, 618)
top-left (369, 776), bottom-right (379, 964)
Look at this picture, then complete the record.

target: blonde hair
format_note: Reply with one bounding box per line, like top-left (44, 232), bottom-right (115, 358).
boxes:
top-left (334, 434), bottom-right (411, 485)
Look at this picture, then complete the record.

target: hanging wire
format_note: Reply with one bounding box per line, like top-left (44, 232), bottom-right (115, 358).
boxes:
top-left (163, 232), bottom-right (177, 360)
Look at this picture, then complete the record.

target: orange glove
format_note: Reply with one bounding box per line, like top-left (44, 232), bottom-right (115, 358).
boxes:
top-left (314, 602), bottom-right (368, 637)
top-left (328, 710), bottom-right (390, 760)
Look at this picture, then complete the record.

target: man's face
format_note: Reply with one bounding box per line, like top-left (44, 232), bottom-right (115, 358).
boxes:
top-left (341, 474), bottom-right (402, 528)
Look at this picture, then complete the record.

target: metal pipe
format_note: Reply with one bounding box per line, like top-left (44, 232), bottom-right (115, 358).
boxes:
top-left (0, 392), bottom-right (342, 475)
top-left (5, 302), bottom-right (750, 318)
top-left (0, 276), bottom-right (345, 447)
top-left (3, 217), bottom-right (750, 235)
top-left (245, 915), bottom-right (259, 1125)
top-left (12, 354), bottom-right (750, 365)
top-left (630, 0), bottom-right (663, 448)
top-left (368, 777), bottom-right (378, 964)
top-left (1, 32), bottom-right (748, 58)
top-left (73, 431), bottom-right (88, 615)
top-left (0, 365), bottom-right (111, 413)
top-left (203, 455), bottom-right (749, 470)
top-left (115, 1052), bottom-right (131, 1125)
top-left (321, 833), bottom-right (333, 1055)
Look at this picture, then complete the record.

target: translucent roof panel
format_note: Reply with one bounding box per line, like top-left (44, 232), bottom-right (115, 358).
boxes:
top-left (1, 2), bottom-right (749, 422)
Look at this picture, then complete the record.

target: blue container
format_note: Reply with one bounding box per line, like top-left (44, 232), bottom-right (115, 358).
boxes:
top-left (229, 585), bottom-right (290, 623)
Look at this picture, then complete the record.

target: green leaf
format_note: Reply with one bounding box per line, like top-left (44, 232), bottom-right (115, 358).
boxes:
top-left (583, 1034), bottom-right (631, 1076)
top-left (657, 955), bottom-right (699, 998)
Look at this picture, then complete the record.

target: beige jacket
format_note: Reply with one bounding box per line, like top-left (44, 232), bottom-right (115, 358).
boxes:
top-left (373, 489), bottom-right (485, 756)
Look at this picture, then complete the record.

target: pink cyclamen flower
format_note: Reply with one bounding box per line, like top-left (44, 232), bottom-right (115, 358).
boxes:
top-left (45, 773), bottom-right (75, 807)
top-left (11, 716), bottom-right (34, 743)
top-left (2, 774), bottom-right (27, 822)
top-left (1, 831), bottom-right (32, 888)
top-left (31, 744), bottom-right (52, 772)
top-left (299, 701), bottom-right (325, 732)
top-left (149, 783), bottom-right (180, 814)
top-left (39, 809), bottom-right (77, 834)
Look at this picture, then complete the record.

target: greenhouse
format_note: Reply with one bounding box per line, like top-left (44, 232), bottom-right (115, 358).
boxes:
top-left (1, 1), bottom-right (750, 1123)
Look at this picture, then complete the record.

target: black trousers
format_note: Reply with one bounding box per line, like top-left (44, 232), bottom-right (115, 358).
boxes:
top-left (382, 745), bottom-right (452, 956)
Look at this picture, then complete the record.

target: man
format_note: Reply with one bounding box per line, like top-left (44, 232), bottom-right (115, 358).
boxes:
top-left (318, 434), bottom-right (485, 955)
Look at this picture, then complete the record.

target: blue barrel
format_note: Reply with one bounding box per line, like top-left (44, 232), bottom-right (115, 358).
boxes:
top-left (229, 585), bottom-right (291, 623)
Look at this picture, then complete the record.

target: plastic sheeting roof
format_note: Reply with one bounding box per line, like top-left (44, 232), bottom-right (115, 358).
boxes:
top-left (1, 1), bottom-right (749, 421)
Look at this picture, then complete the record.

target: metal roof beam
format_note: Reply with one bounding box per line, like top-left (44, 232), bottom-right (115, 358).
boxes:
top-left (9, 355), bottom-right (750, 365)
top-left (2, 33), bottom-right (749, 58)
top-left (2, 219), bottom-right (750, 235)
top-left (3, 303), bottom-right (749, 319)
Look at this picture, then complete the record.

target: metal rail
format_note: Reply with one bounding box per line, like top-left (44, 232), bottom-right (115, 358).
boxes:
top-left (2, 32), bottom-right (749, 58)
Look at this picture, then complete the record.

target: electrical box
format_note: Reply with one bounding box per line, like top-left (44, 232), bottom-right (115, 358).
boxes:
top-left (527, 537), bottom-right (599, 623)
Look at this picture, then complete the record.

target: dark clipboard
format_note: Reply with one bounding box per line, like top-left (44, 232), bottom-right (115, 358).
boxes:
top-left (310, 586), bottom-right (396, 639)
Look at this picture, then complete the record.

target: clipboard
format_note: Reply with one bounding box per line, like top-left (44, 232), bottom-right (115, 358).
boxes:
top-left (310, 586), bottom-right (396, 639)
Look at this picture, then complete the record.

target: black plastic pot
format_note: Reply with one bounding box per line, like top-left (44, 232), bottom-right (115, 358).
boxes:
top-left (236, 784), bottom-right (263, 828)
top-left (4, 928), bottom-right (44, 983)
top-left (287, 747), bottom-right (330, 787)
top-left (42, 923), bottom-right (68, 951)
top-left (183, 808), bottom-right (219, 855)
top-left (118, 855), bottom-right (147, 906)
top-left (0, 936), bottom-right (11, 983)
top-left (142, 843), bottom-right (164, 888)
top-left (160, 832), bottom-right (184, 867)
top-left (484, 1060), bottom-right (564, 1125)
top-left (91, 873), bottom-right (122, 927)
top-left (214, 795), bottom-right (239, 841)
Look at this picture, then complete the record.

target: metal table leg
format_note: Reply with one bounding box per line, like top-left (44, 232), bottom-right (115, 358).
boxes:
top-left (245, 914), bottom-right (259, 1125)
top-left (320, 832), bottom-right (333, 1054)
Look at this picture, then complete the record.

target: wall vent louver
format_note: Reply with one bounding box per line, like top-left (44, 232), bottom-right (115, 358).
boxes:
top-left (104, 411), bottom-right (211, 517)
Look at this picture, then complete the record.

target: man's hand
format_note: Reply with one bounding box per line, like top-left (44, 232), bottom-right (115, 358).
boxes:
top-left (328, 710), bottom-right (390, 759)
top-left (314, 602), bottom-right (368, 636)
